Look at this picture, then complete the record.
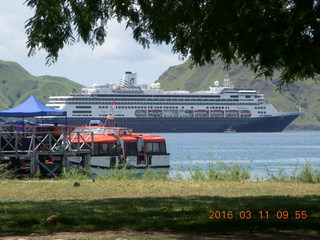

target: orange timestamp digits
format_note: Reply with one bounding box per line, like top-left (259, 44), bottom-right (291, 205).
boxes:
top-left (208, 210), bottom-right (308, 220)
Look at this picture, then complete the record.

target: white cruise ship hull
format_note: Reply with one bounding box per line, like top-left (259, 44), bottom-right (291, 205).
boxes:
top-left (42, 72), bottom-right (301, 132)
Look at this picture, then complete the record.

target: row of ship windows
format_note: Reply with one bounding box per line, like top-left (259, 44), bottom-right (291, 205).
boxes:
top-left (230, 95), bottom-right (258, 98)
top-left (54, 99), bottom-right (257, 104)
top-left (74, 102), bottom-right (260, 108)
top-left (100, 106), bottom-right (232, 110)
top-left (54, 97), bottom-right (225, 101)
top-left (72, 106), bottom-right (235, 113)
top-left (54, 94), bottom-right (260, 101)
top-left (74, 113), bottom-right (252, 117)
top-left (121, 120), bottom-right (251, 125)
top-left (71, 113), bottom-right (253, 118)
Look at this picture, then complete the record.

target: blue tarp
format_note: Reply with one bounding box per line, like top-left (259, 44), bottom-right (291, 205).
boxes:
top-left (0, 95), bottom-right (66, 117)
top-left (2, 120), bottom-right (39, 126)
top-left (1, 120), bottom-right (39, 132)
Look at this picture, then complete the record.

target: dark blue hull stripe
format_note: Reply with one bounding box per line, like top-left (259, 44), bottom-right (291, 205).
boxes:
top-left (39, 114), bottom-right (300, 133)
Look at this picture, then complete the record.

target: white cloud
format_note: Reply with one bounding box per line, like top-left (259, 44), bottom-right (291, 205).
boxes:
top-left (0, 0), bottom-right (183, 87)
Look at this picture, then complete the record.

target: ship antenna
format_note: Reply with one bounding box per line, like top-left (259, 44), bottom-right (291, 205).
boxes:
top-left (223, 74), bottom-right (231, 88)
top-left (223, 74), bottom-right (235, 88)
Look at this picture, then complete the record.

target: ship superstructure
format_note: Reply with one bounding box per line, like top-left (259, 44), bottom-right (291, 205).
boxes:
top-left (44, 72), bottom-right (300, 132)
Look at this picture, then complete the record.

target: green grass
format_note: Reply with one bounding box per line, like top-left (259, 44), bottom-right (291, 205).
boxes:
top-left (0, 162), bottom-right (320, 238)
top-left (0, 179), bottom-right (319, 236)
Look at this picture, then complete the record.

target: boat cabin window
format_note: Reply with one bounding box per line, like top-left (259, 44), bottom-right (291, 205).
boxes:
top-left (104, 128), bottom-right (119, 135)
top-left (74, 128), bottom-right (105, 134)
top-left (146, 142), bottom-right (167, 154)
top-left (125, 142), bottom-right (137, 155)
top-left (93, 143), bottom-right (117, 155)
top-left (119, 129), bottom-right (130, 135)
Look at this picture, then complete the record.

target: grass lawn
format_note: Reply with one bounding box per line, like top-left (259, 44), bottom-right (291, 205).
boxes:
top-left (0, 179), bottom-right (319, 239)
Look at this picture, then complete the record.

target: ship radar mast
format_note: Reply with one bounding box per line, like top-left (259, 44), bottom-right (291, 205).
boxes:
top-left (223, 74), bottom-right (234, 88)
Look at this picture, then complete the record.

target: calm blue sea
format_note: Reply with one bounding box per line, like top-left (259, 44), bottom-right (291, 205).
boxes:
top-left (159, 131), bottom-right (320, 180)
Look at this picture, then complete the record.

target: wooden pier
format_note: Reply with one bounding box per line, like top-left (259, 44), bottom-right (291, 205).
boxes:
top-left (0, 130), bottom-right (94, 177)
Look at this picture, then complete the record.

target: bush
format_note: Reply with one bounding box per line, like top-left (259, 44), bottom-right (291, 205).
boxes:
top-left (296, 162), bottom-right (320, 183)
top-left (189, 162), bottom-right (251, 182)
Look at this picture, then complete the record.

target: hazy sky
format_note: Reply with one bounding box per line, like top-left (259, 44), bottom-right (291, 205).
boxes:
top-left (0, 1), bottom-right (183, 87)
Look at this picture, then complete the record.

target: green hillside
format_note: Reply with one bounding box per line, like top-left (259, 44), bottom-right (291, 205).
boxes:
top-left (157, 60), bottom-right (320, 130)
top-left (0, 60), bottom-right (83, 110)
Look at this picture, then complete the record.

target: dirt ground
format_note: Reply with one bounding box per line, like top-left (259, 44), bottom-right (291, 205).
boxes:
top-left (1, 230), bottom-right (320, 240)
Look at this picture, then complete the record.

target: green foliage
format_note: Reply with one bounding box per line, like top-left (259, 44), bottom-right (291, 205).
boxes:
top-left (266, 167), bottom-right (292, 182)
top-left (0, 60), bottom-right (82, 110)
top-left (296, 162), bottom-right (320, 183)
top-left (141, 168), bottom-right (168, 180)
top-left (189, 165), bottom-right (207, 181)
top-left (0, 163), bottom-right (9, 179)
top-left (59, 168), bottom-right (91, 180)
top-left (25, 0), bottom-right (320, 83)
top-left (97, 166), bottom-right (136, 181)
top-left (265, 162), bottom-right (320, 183)
top-left (189, 162), bottom-right (251, 182)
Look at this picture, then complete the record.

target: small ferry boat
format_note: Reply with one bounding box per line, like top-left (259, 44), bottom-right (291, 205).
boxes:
top-left (224, 127), bottom-right (237, 133)
top-left (68, 116), bottom-right (170, 171)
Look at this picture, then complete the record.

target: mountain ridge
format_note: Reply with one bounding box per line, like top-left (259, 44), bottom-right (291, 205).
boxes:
top-left (0, 60), bottom-right (83, 110)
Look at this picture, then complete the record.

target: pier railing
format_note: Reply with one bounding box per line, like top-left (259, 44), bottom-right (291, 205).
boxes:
top-left (0, 131), bottom-right (94, 177)
top-left (0, 131), bottom-right (94, 156)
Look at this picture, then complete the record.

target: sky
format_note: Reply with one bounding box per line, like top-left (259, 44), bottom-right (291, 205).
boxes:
top-left (0, 1), bottom-right (183, 87)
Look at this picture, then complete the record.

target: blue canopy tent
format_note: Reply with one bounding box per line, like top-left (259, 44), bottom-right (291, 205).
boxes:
top-left (0, 95), bottom-right (66, 117)
top-left (0, 95), bottom-right (67, 131)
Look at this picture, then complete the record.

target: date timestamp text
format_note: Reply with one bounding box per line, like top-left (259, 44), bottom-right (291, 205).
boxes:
top-left (208, 210), bottom-right (308, 220)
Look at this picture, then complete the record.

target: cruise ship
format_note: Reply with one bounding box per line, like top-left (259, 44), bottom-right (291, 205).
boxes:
top-left (43, 72), bottom-right (300, 132)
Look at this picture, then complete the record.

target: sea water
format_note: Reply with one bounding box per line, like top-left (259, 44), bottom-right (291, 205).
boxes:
top-left (160, 131), bottom-right (320, 180)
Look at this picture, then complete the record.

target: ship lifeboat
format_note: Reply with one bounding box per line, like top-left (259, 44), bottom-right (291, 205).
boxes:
top-left (68, 122), bottom-right (170, 171)
top-left (148, 109), bottom-right (162, 117)
top-left (210, 110), bottom-right (224, 117)
top-left (195, 110), bottom-right (209, 117)
top-left (135, 109), bottom-right (147, 117)
top-left (240, 110), bottom-right (252, 118)
top-left (225, 110), bottom-right (239, 118)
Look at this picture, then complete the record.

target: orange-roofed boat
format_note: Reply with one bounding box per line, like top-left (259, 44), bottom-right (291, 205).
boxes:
top-left (68, 116), bottom-right (170, 171)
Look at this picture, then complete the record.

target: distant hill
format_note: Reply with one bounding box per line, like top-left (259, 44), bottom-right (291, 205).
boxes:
top-left (157, 60), bottom-right (320, 130)
top-left (0, 60), bottom-right (83, 110)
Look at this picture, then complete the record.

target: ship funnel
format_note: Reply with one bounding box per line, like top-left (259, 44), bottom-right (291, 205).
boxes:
top-left (119, 71), bottom-right (137, 88)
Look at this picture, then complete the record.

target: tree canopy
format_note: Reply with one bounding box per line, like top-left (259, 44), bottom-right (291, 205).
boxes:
top-left (25, 0), bottom-right (320, 85)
